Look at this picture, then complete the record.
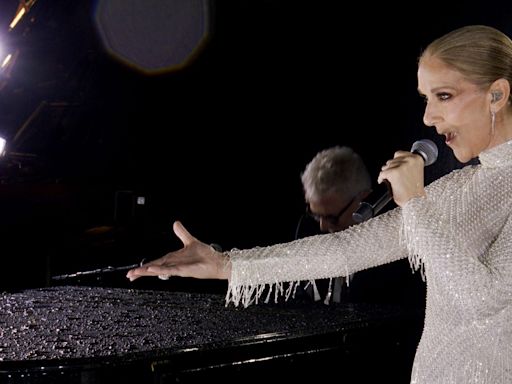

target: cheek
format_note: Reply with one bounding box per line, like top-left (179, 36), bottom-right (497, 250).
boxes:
top-left (445, 103), bottom-right (469, 125)
top-left (448, 104), bottom-right (486, 134)
top-left (463, 114), bottom-right (489, 140)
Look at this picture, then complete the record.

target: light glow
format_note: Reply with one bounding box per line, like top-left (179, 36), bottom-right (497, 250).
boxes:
top-left (9, 0), bottom-right (38, 30)
top-left (0, 137), bottom-right (6, 157)
top-left (1, 54), bottom-right (12, 69)
top-left (9, 7), bottom-right (26, 30)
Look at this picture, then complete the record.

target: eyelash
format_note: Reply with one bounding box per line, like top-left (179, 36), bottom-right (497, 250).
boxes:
top-left (421, 92), bottom-right (452, 103)
top-left (437, 92), bottom-right (451, 101)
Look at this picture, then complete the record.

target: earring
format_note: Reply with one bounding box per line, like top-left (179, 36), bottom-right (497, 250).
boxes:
top-left (491, 110), bottom-right (496, 137)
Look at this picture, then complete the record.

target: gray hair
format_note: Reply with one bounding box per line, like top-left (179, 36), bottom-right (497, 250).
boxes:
top-left (301, 146), bottom-right (371, 202)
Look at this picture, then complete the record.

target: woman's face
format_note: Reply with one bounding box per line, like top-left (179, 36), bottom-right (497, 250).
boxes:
top-left (418, 56), bottom-right (492, 163)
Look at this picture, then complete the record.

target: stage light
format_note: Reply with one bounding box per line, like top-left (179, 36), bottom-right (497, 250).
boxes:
top-left (9, 0), bottom-right (37, 31)
top-left (94, 0), bottom-right (211, 74)
top-left (1, 53), bottom-right (12, 68)
top-left (9, 7), bottom-right (25, 30)
top-left (0, 137), bottom-right (6, 157)
top-left (0, 49), bottom-right (19, 92)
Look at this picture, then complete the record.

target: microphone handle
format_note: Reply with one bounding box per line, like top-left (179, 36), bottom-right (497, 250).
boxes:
top-left (352, 181), bottom-right (392, 223)
top-left (372, 188), bottom-right (393, 216)
top-left (352, 202), bottom-right (373, 223)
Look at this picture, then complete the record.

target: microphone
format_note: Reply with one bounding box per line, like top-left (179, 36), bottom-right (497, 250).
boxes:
top-left (352, 139), bottom-right (438, 223)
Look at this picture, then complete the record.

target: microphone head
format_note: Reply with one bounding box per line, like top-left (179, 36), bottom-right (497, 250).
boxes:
top-left (411, 139), bottom-right (438, 166)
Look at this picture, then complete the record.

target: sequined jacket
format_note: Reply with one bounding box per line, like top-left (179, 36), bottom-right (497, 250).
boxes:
top-left (226, 140), bottom-right (512, 384)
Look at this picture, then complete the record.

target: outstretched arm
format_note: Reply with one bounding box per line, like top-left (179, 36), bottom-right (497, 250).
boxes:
top-left (126, 221), bottom-right (231, 281)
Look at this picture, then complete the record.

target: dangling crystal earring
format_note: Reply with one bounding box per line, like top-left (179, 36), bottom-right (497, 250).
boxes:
top-left (491, 110), bottom-right (496, 137)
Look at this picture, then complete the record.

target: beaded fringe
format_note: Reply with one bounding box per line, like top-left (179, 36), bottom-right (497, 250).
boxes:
top-left (400, 213), bottom-right (426, 281)
top-left (226, 280), bottom-right (302, 308)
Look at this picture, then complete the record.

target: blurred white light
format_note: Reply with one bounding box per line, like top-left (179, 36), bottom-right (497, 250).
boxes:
top-left (8, 0), bottom-right (37, 31)
top-left (0, 137), bottom-right (6, 156)
top-left (1, 53), bottom-right (12, 68)
top-left (9, 7), bottom-right (26, 30)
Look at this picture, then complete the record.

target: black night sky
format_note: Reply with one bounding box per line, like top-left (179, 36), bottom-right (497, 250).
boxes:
top-left (0, 0), bottom-right (511, 291)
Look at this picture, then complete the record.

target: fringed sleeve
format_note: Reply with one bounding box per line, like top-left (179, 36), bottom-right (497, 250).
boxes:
top-left (401, 166), bottom-right (512, 319)
top-left (225, 207), bottom-right (408, 307)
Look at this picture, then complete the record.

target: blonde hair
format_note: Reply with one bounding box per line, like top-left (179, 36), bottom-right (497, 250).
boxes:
top-left (420, 25), bottom-right (512, 102)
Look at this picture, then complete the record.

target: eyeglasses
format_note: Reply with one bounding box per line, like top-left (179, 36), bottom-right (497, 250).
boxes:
top-left (306, 196), bottom-right (356, 225)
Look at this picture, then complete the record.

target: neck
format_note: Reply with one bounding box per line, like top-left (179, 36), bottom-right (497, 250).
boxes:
top-left (488, 107), bottom-right (512, 149)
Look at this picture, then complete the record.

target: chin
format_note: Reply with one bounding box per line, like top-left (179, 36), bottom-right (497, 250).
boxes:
top-left (453, 151), bottom-right (473, 164)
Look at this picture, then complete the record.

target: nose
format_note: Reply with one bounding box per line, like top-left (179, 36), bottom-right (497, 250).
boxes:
top-left (423, 102), bottom-right (440, 127)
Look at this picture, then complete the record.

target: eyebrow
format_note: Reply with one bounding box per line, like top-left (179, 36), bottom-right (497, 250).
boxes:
top-left (417, 86), bottom-right (457, 95)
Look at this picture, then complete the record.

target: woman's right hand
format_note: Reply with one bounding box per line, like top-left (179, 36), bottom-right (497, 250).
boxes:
top-left (126, 221), bottom-right (231, 281)
top-left (377, 150), bottom-right (426, 207)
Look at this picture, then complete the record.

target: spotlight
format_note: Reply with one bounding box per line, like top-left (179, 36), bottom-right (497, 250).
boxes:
top-left (0, 137), bottom-right (6, 156)
top-left (9, 0), bottom-right (37, 31)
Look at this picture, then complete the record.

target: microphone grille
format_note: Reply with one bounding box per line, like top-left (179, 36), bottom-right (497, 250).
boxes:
top-left (411, 139), bottom-right (438, 166)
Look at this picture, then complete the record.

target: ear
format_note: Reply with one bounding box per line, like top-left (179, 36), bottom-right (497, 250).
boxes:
top-left (489, 78), bottom-right (510, 111)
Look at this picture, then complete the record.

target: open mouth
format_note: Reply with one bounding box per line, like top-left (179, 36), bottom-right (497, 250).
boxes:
top-left (445, 132), bottom-right (456, 145)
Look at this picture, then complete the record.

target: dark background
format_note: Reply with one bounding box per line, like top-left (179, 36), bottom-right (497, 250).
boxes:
top-left (0, 0), bottom-right (511, 292)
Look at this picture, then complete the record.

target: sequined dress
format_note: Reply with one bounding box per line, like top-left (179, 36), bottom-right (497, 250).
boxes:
top-left (226, 140), bottom-right (512, 383)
